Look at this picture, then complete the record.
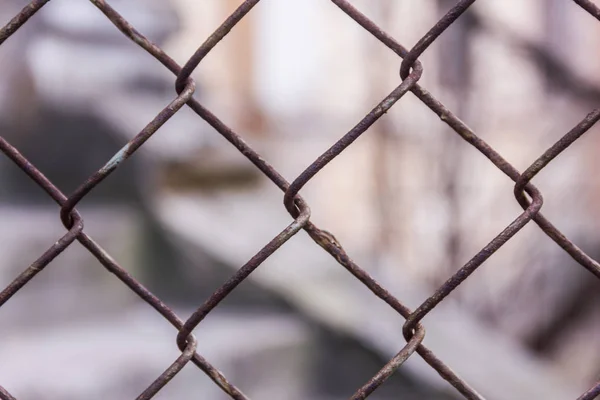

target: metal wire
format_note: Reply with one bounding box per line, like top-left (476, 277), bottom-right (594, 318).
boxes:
top-left (1, 1), bottom-right (599, 399)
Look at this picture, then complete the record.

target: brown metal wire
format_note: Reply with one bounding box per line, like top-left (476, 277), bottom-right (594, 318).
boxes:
top-left (1, 1), bottom-right (599, 399)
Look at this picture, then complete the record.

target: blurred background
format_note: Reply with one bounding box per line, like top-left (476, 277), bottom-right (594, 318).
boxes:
top-left (1, 0), bottom-right (600, 399)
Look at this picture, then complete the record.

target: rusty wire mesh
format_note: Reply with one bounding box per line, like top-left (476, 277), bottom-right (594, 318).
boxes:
top-left (1, 0), bottom-right (600, 399)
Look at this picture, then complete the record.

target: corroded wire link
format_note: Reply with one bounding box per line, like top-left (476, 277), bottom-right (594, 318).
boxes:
top-left (399, 0), bottom-right (476, 79)
top-left (0, 0), bottom-right (599, 399)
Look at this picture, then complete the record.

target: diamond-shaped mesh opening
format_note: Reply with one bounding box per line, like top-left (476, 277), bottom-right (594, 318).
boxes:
top-left (1, 0), bottom-right (600, 398)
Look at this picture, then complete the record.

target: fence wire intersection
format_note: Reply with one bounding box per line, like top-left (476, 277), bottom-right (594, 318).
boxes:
top-left (1, 0), bottom-right (600, 399)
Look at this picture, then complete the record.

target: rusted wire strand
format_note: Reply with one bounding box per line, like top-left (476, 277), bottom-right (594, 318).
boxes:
top-left (0, 0), bottom-right (599, 399)
top-left (578, 382), bottom-right (600, 400)
top-left (0, 0), bottom-right (49, 45)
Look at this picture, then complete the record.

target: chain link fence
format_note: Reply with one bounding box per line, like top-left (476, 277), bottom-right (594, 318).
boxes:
top-left (1, 0), bottom-right (600, 399)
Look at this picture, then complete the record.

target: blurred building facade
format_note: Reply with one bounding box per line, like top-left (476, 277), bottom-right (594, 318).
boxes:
top-left (1, 0), bottom-right (600, 398)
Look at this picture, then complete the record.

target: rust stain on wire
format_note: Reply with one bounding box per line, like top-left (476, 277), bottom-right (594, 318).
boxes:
top-left (1, 0), bottom-right (599, 399)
